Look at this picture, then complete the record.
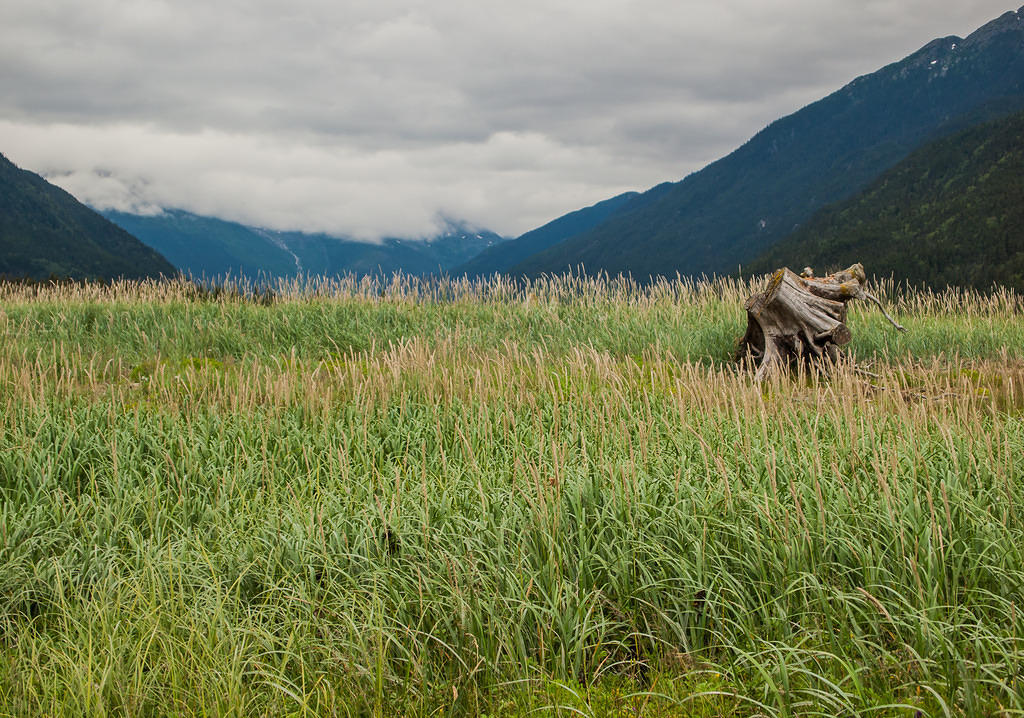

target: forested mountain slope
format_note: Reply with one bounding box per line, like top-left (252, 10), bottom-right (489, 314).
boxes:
top-left (455, 192), bottom-right (639, 276)
top-left (746, 110), bottom-right (1024, 291)
top-left (0, 154), bottom-right (176, 280)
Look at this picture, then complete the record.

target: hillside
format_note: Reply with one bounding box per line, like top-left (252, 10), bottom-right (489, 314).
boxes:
top-left (0, 154), bottom-right (176, 281)
top-left (101, 210), bottom-right (298, 280)
top-left (745, 111), bottom-right (1024, 291)
top-left (510, 8), bottom-right (1024, 279)
top-left (102, 209), bottom-right (508, 281)
top-left (455, 192), bottom-right (639, 276)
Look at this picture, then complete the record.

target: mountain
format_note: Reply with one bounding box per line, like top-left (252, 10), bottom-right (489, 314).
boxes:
top-left (744, 110), bottom-right (1024, 292)
top-left (0, 154), bottom-right (176, 281)
top-left (455, 191), bottom-right (639, 276)
top-left (509, 7), bottom-right (1024, 279)
top-left (101, 210), bottom-right (298, 279)
top-left (101, 209), bottom-right (508, 281)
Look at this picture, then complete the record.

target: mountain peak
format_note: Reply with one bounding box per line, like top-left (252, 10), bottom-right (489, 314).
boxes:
top-left (962, 7), bottom-right (1024, 48)
top-left (897, 35), bottom-right (963, 72)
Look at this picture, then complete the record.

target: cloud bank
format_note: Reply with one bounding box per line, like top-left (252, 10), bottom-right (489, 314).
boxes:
top-left (0, 0), bottom-right (1015, 238)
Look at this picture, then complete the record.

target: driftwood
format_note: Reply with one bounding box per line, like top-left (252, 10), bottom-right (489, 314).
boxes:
top-left (735, 263), bottom-right (905, 381)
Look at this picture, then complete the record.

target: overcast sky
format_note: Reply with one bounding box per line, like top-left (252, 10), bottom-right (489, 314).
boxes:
top-left (0, 1), bottom-right (1016, 239)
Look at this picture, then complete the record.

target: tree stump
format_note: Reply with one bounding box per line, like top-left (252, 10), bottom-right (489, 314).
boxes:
top-left (735, 263), bottom-right (905, 381)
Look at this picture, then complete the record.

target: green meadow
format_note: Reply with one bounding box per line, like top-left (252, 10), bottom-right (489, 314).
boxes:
top-left (1, 275), bottom-right (1022, 717)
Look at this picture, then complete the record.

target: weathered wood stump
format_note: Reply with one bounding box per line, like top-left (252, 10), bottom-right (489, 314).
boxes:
top-left (735, 263), bottom-right (905, 381)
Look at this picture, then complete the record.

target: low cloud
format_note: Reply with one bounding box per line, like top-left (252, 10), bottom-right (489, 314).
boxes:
top-left (0, 0), bottom-right (1015, 238)
top-left (2, 121), bottom-right (643, 238)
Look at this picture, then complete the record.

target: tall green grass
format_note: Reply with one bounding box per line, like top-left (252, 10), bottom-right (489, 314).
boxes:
top-left (0, 274), bottom-right (1022, 716)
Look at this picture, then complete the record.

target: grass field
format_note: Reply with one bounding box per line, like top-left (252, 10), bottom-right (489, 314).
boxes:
top-left (1, 274), bottom-right (1022, 716)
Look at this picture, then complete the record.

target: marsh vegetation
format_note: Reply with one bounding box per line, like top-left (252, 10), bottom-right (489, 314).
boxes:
top-left (1, 274), bottom-right (1022, 716)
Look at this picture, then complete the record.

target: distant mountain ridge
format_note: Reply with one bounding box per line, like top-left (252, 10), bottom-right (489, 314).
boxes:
top-left (0, 153), bottom-right (176, 281)
top-left (745, 109), bottom-right (1024, 292)
top-left (455, 192), bottom-right (639, 276)
top-left (507, 7), bottom-right (1024, 280)
top-left (100, 210), bottom-right (508, 281)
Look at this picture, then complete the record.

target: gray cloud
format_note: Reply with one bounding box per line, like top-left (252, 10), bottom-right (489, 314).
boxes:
top-left (0, 0), bottom-right (1015, 238)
